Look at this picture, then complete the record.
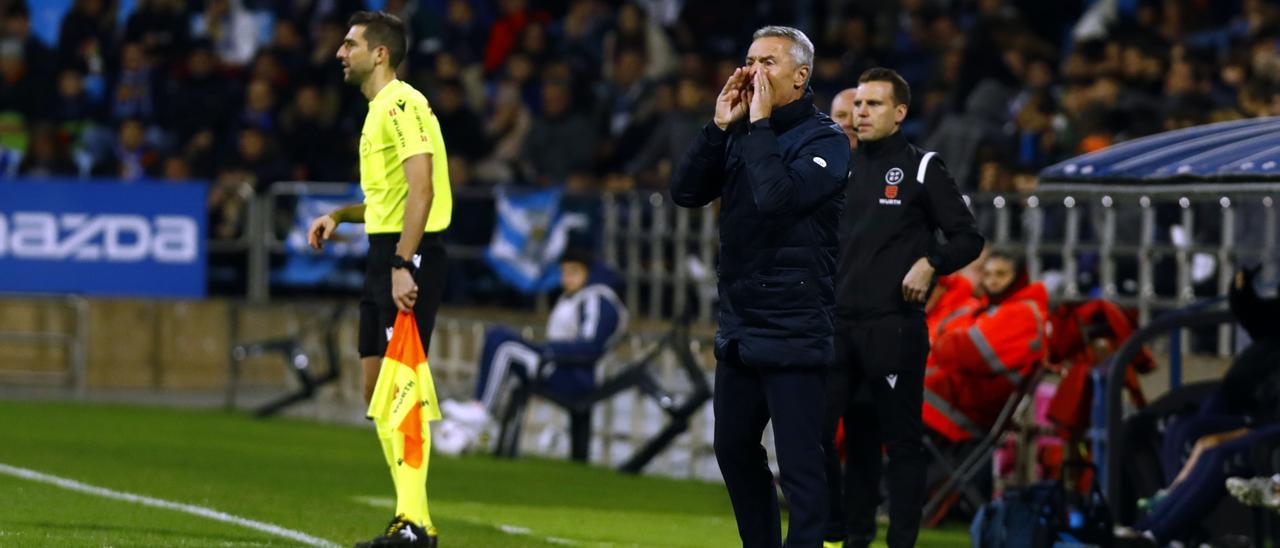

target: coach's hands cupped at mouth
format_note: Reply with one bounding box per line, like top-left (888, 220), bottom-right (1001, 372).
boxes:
top-left (714, 67), bottom-right (751, 130)
top-left (391, 268), bottom-right (418, 312)
top-left (307, 214), bottom-right (336, 250)
top-left (749, 68), bottom-right (773, 123)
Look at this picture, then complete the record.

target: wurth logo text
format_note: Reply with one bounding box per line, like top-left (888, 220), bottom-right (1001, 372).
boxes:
top-left (0, 212), bottom-right (198, 263)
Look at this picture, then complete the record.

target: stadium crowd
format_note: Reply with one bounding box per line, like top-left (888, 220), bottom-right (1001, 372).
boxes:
top-left (6, 2), bottom-right (1280, 543)
top-left (3, 0), bottom-right (1280, 241)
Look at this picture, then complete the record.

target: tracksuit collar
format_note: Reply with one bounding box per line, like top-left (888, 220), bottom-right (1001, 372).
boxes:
top-left (860, 129), bottom-right (908, 156)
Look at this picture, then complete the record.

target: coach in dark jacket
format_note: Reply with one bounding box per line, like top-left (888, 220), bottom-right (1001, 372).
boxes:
top-left (671, 25), bottom-right (849, 548)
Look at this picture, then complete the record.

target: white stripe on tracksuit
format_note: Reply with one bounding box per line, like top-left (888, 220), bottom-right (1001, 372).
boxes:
top-left (479, 341), bottom-right (542, 409)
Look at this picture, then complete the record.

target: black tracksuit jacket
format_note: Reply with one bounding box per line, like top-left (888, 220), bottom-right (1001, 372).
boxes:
top-left (837, 131), bottom-right (983, 321)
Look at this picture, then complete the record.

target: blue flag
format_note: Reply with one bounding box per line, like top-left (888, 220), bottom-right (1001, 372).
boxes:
top-left (274, 184), bottom-right (367, 288)
top-left (486, 187), bottom-right (589, 293)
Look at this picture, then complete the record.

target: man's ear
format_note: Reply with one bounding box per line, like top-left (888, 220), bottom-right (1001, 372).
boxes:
top-left (895, 103), bottom-right (908, 124)
top-left (795, 65), bottom-right (810, 89)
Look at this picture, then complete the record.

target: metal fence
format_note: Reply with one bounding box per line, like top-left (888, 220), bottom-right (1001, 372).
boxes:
top-left (218, 181), bottom-right (1280, 335)
top-left (0, 293), bottom-right (88, 393)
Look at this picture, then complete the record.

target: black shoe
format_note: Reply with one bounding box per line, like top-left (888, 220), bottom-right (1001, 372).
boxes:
top-left (354, 515), bottom-right (436, 547)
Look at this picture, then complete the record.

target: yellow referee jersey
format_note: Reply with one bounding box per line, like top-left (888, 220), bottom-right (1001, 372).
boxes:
top-left (359, 79), bottom-right (452, 234)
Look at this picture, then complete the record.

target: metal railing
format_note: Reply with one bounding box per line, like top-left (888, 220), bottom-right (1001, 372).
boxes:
top-left (218, 182), bottom-right (1280, 338)
top-left (0, 293), bottom-right (89, 394)
top-left (221, 184), bottom-right (723, 323)
top-left (971, 183), bottom-right (1279, 357)
top-left (1099, 303), bottom-right (1236, 523)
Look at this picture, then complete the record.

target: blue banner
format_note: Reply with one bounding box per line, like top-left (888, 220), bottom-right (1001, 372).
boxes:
top-left (0, 179), bottom-right (207, 298)
top-left (274, 184), bottom-right (367, 289)
top-left (485, 186), bottom-right (589, 293)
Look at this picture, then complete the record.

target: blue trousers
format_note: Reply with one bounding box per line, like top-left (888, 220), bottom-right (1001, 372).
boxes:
top-left (1139, 424), bottom-right (1280, 543)
top-left (474, 327), bottom-right (596, 408)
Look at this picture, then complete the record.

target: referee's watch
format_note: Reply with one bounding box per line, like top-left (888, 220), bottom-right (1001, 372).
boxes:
top-left (390, 255), bottom-right (416, 274)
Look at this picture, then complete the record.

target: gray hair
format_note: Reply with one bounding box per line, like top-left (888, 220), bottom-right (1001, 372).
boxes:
top-left (752, 25), bottom-right (814, 83)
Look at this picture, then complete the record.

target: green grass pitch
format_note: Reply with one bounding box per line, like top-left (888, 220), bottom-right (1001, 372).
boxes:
top-left (0, 401), bottom-right (970, 547)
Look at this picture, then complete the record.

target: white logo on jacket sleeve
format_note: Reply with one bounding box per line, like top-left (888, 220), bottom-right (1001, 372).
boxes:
top-left (812, 157), bottom-right (827, 168)
top-left (885, 167), bottom-right (904, 185)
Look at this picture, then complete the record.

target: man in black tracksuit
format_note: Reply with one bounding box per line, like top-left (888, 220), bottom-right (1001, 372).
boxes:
top-left (831, 68), bottom-right (983, 547)
top-left (672, 26), bottom-right (849, 548)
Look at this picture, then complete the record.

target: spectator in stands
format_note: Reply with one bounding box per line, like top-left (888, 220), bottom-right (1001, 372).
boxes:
top-left (560, 0), bottom-right (611, 80)
top-left (0, 28), bottom-right (43, 122)
top-left (110, 42), bottom-right (156, 123)
top-left (164, 42), bottom-right (228, 146)
top-left (521, 80), bottom-right (594, 186)
top-left (227, 127), bottom-right (286, 189)
top-left (504, 52), bottom-right (542, 111)
top-left (266, 20), bottom-right (307, 78)
top-left (616, 76), bottom-right (707, 190)
top-left (123, 0), bottom-right (188, 69)
top-left (517, 22), bottom-right (553, 69)
top-left (435, 249), bottom-right (628, 453)
top-left (278, 83), bottom-right (338, 181)
top-left (595, 47), bottom-right (657, 172)
top-left (56, 0), bottom-right (115, 70)
top-left (92, 118), bottom-right (159, 180)
top-left (18, 124), bottom-right (77, 177)
top-left (191, 0), bottom-right (261, 67)
top-left (432, 79), bottom-right (490, 164)
top-left (238, 78), bottom-right (277, 133)
top-left (923, 251), bottom-right (1048, 443)
top-left (926, 78), bottom-right (1013, 191)
top-left (161, 155), bottom-right (192, 182)
top-left (268, 0), bottom-right (363, 35)
top-left (473, 79), bottom-right (531, 184)
top-left (306, 19), bottom-right (347, 87)
top-left (601, 3), bottom-right (676, 82)
top-left (441, 0), bottom-right (487, 66)
top-left (248, 51), bottom-right (291, 91)
top-left (210, 127), bottom-right (289, 243)
top-left (483, 0), bottom-right (549, 75)
top-left (3, 3), bottom-right (54, 85)
top-left (53, 67), bottom-right (101, 132)
top-left (831, 15), bottom-right (879, 86)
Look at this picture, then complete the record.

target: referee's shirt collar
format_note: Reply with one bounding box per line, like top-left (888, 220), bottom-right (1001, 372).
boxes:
top-left (369, 79), bottom-right (402, 104)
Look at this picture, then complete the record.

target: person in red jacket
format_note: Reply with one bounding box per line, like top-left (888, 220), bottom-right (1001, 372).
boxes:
top-left (482, 0), bottom-right (549, 74)
top-left (923, 251), bottom-right (1048, 442)
top-left (926, 273), bottom-right (979, 345)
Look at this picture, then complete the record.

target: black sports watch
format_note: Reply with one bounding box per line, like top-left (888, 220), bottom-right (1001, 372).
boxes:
top-left (389, 255), bottom-right (416, 274)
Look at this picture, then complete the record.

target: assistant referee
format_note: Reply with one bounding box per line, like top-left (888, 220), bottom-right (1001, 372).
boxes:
top-left (309, 11), bottom-right (451, 393)
top-left (307, 12), bottom-right (450, 546)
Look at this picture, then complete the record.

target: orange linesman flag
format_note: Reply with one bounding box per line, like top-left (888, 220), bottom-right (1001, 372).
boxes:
top-left (366, 311), bottom-right (442, 468)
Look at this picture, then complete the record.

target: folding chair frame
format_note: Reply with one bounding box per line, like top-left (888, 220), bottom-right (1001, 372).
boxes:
top-left (494, 315), bottom-right (711, 473)
top-left (227, 304), bottom-right (345, 417)
top-left (921, 366), bottom-right (1048, 523)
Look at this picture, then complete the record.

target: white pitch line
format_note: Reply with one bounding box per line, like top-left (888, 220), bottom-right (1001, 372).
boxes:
top-left (0, 462), bottom-right (339, 548)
